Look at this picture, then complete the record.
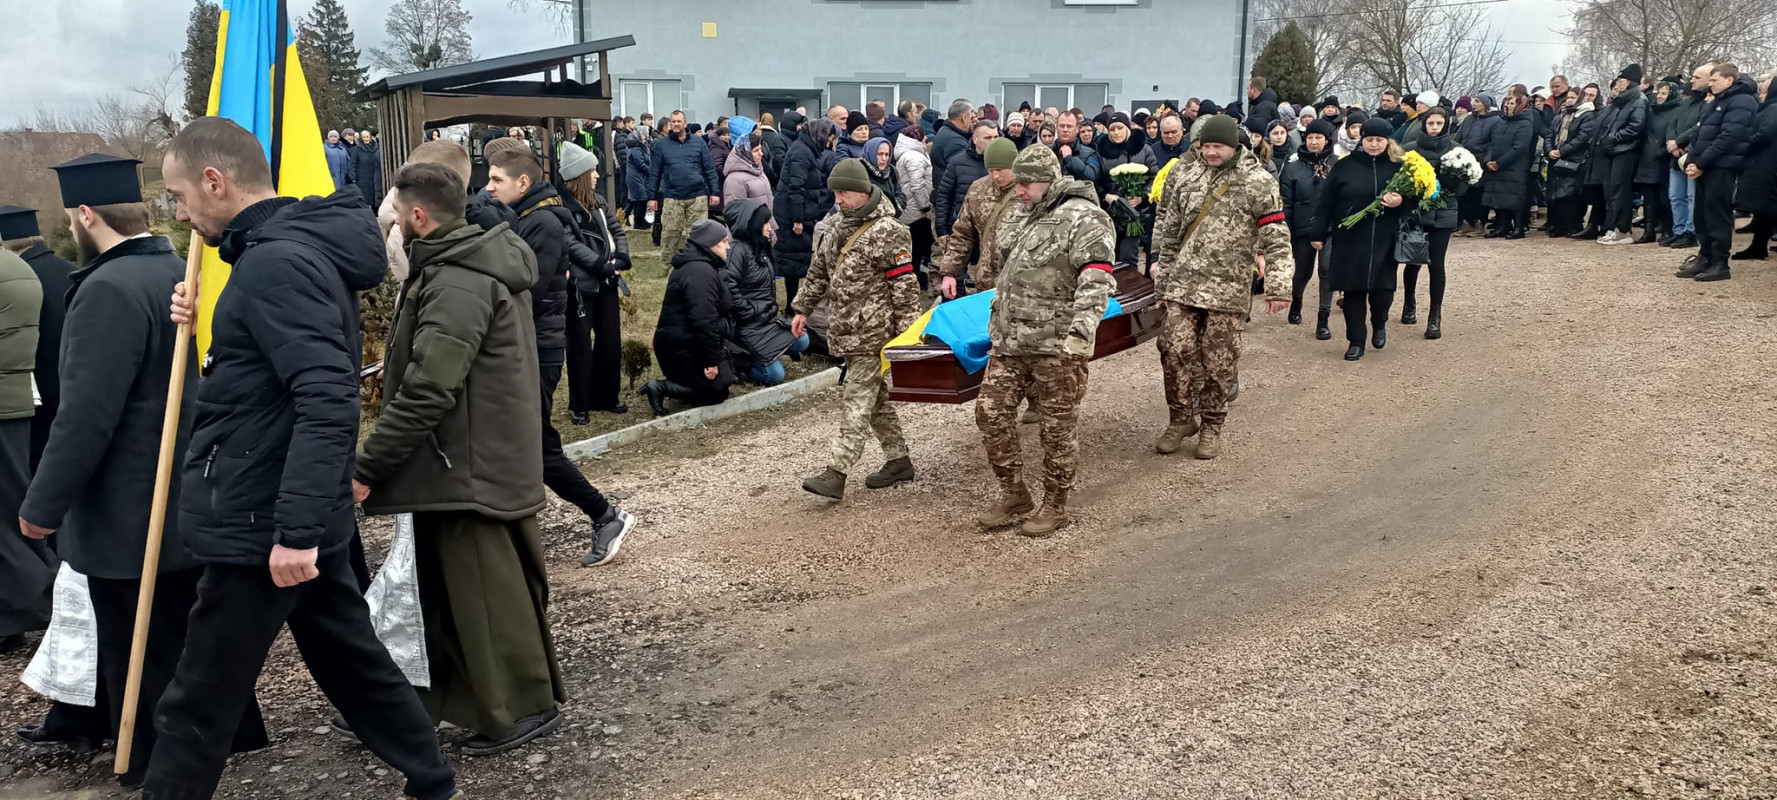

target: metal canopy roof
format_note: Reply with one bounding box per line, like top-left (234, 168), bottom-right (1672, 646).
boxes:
top-left (361, 35), bottom-right (637, 99)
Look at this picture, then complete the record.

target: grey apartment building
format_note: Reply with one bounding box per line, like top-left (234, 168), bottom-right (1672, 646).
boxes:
top-left (579, 0), bottom-right (1254, 125)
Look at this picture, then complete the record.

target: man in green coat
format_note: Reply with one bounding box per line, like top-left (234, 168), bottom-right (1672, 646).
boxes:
top-left (0, 241), bottom-right (47, 653)
top-left (352, 162), bottom-right (565, 756)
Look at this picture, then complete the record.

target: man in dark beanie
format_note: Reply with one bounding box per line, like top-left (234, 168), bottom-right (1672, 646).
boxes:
top-left (791, 159), bottom-right (922, 501)
top-left (1594, 63), bottom-right (1649, 245)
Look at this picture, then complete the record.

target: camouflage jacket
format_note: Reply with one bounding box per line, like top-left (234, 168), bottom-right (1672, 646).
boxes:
top-left (791, 190), bottom-right (921, 356)
top-left (989, 179), bottom-right (1117, 359)
top-left (1150, 148), bottom-right (1294, 314)
top-left (937, 175), bottom-right (1021, 289)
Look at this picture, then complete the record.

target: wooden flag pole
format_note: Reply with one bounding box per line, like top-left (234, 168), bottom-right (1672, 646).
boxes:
top-left (114, 229), bottom-right (203, 775)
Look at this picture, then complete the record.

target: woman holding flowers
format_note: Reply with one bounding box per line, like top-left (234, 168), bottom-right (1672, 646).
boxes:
top-left (1310, 117), bottom-right (1415, 361)
top-left (1098, 112), bottom-right (1161, 265)
top-left (1402, 106), bottom-right (1468, 339)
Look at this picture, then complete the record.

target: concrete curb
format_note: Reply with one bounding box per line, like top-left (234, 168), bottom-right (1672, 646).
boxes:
top-left (562, 367), bottom-right (842, 460)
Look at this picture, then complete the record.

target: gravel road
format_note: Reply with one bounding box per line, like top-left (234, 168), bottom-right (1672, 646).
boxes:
top-left (4, 231), bottom-right (1775, 799)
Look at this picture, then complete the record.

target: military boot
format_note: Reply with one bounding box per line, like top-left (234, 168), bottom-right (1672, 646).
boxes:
top-left (864, 457), bottom-right (915, 489)
top-left (977, 484), bottom-right (1035, 529)
top-left (1154, 417), bottom-right (1201, 454)
top-left (801, 469), bottom-right (845, 500)
top-left (1019, 402), bottom-right (1041, 425)
top-left (1194, 425), bottom-right (1223, 460)
top-left (1021, 493), bottom-right (1069, 538)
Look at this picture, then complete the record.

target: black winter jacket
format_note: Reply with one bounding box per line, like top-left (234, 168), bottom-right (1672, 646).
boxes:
top-left (1483, 108), bottom-right (1534, 212)
top-left (1733, 97), bottom-right (1777, 217)
top-left (1692, 75), bottom-right (1761, 172)
top-left (1245, 88), bottom-right (1280, 134)
top-left (1638, 92), bottom-right (1681, 185)
top-left (772, 129), bottom-right (837, 279)
top-left (654, 243), bottom-right (737, 387)
top-left (1548, 104), bottom-right (1600, 200)
top-left (1279, 145), bottom-right (1334, 238)
top-left (510, 183), bottom-right (573, 366)
top-left (934, 145), bottom-right (989, 236)
top-left (1404, 133), bottom-right (1460, 229)
top-left (930, 121), bottom-right (974, 189)
top-left (1593, 87), bottom-right (1648, 160)
top-left (180, 192), bottom-right (385, 564)
top-left (1311, 150), bottom-right (1410, 293)
top-left (650, 131), bottom-right (721, 201)
top-left (1054, 140), bottom-right (1102, 187)
top-left (18, 245), bottom-right (69, 465)
top-left (563, 193), bottom-right (630, 290)
top-left (1668, 90), bottom-right (1709, 149)
top-left (721, 199), bottom-right (798, 366)
top-left (348, 141), bottom-right (383, 205)
top-left (766, 112), bottom-right (804, 185)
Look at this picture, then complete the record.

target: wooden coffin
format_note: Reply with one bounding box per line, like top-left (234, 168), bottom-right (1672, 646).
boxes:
top-left (887, 265), bottom-right (1164, 403)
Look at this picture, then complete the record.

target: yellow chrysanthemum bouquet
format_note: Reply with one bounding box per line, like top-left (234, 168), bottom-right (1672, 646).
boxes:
top-left (1340, 150), bottom-right (1445, 228)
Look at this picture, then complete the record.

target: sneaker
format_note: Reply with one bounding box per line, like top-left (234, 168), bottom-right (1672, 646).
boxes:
top-left (464, 707), bottom-right (563, 757)
top-left (582, 507), bottom-right (636, 567)
top-left (1602, 230), bottom-right (1634, 245)
top-left (1596, 231), bottom-right (1620, 244)
top-left (329, 714), bottom-right (361, 744)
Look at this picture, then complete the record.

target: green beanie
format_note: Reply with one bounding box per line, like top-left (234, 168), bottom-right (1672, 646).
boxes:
top-left (827, 158), bottom-right (872, 194)
top-left (984, 137), bottom-right (1019, 170)
top-left (1197, 115), bottom-right (1241, 148)
top-left (1012, 144), bottom-right (1062, 185)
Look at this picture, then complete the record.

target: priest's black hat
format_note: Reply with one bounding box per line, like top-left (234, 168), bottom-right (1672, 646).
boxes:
top-left (0, 206), bottom-right (38, 240)
top-left (50, 153), bottom-right (142, 208)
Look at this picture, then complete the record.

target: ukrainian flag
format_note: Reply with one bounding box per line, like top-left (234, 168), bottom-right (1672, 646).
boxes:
top-left (196, 0), bottom-right (337, 359)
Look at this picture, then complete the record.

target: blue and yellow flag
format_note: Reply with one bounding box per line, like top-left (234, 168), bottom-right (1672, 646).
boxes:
top-left (196, 0), bottom-right (337, 359)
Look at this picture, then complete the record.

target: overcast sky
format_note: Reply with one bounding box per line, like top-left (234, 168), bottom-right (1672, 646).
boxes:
top-left (5, 0), bottom-right (1577, 128)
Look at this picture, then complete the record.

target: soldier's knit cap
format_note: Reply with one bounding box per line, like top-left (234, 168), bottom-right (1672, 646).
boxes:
top-left (688, 218), bottom-right (730, 251)
top-left (827, 158), bottom-right (873, 194)
top-left (984, 137), bottom-right (1019, 170)
top-left (1197, 115), bottom-right (1242, 148)
top-left (1012, 143), bottom-right (1062, 185)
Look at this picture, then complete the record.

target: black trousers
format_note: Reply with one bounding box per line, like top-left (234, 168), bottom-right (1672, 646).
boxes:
top-left (1695, 170), bottom-right (1737, 261)
top-left (1288, 238), bottom-right (1325, 315)
top-left (566, 287), bottom-right (623, 414)
top-left (1459, 180), bottom-right (1487, 225)
top-left (1342, 289), bottom-right (1394, 346)
top-left (783, 277), bottom-right (801, 316)
top-left (1402, 228), bottom-right (1453, 311)
top-left (1638, 180), bottom-right (1671, 236)
top-left (142, 551), bottom-right (455, 800)
top-left (540, 363), bottom-right (611, 521)
top-left (1549, 196), bottom-right (1584, 234)
top-left (1746, 213), bottom-right (1776, 255)
top-left (42, 569), bottom-right (268, 783)
top-left (910, 218), bottom-right (934, 291)
top-left (1603, 154), bottom-right (1638, 232)
top-left (628, 200), bottom-right (650, 230)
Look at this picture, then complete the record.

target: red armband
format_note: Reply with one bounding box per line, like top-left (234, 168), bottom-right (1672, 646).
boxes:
top-left (1256, 212), bottom-right (1286, 228)
top-left (1079, 261), bottom-right (1114, 273)
top-left (885, 250), bottom-right (915, 279)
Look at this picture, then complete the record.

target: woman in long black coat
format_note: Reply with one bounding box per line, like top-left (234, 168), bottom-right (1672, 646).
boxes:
top-left (1281, 119), bottom-right (1338, 337)
top-left (772, 118), bottom-right (838, 313)
top-left (642, 220), bottom-right (739, 416)
top-left (1402, 107), bottom-right (1461, 339)
top-left (1311, 117), bottom-right (1413, 361)
top-left (1732, 81), bottom-right (1777, 260)
top-left (1546, 90), bottom-right (1598, 237)
top-left (1634, 80), bottom-right (1681, 244)
top-left (720, 198), bottom-right (808, 384)
top-left (1481, 95), bottom-right (1534, 239)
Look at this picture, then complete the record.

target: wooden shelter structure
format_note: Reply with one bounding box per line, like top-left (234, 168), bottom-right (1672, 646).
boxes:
top-left (360, 36), bottom-right (636, 202)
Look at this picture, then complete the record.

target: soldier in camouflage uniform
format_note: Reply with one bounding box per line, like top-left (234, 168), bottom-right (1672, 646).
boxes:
top-left (973, 145), bottom-right (1117, 537)
top-left (938, 137), bottom-right (1022, 298)
top-left (1148, 115), bottom-right (1293, 460)
top-left (791, 158), bottom-right (923, 500)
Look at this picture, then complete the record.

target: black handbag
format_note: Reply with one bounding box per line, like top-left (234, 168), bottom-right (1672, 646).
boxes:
top-left (1395, 220), bottom-right (1431, 265)
top-left (1552, 158), bottom-right (1583, 174)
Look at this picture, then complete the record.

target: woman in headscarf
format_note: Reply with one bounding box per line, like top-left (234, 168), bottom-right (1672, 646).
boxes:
top-left (1038, 121), bottom-right (1059, 148)
top-left (720, 198), bottom-right (808, 385)
top-left (862, 136), bottom-right (905, 215)
top-left (1310, 117), bottom-right (1413, 361)
top-left (892, 124), bottom-right (935, 289)
top-left (1095, 111), bottom-right (1160, 266)
top-left (722, 121), bottom-right (773, 207)
top-left (1281, 119), bottom-right (1338, 337)
top-left (773, 117), bottom-right (839, 313)
top-left (1402, 106), bottom-right (1461, 339)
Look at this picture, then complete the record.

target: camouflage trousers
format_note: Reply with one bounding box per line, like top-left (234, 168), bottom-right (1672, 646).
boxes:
top-left (659, 197), bottom-right (707, 259)
top-left (1156, 301), bottom-right (1243, 428)
top-left (828, 356), bottom-right (909, 473)
top-left (974, 354), bottom-right (1090, 496)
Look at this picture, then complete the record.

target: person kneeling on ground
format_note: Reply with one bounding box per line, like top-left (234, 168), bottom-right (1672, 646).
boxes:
top-left (722, 198), bottom-right (808, 385)
top-left (643, 219), bottom-right (739, 414)
top-left (353, 162), bottom-right (567, 757)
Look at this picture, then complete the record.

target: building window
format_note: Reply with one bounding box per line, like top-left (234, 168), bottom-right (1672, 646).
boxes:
top-left (1003, 83), bottom-right (1109, 114)
top-left (828, 82), bottom-right (932, 115)
top-left (619, 79), bottom-right (681, 118)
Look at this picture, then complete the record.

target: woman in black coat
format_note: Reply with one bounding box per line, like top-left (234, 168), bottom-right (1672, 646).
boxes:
top-left (1588, 68), bottom-right (1648, 243)
top-left (773, 118), bottom-right (838, 313)
top-left (720, 198), bottom-right (808, 384)
top-left (1731, 80), bottom-right (1777, 260)
top-left (1095, 113), bottom-right (1160, 267)
top-left (1311, 117), bottom-right (1413, 361)
top-left (1402, 107), bottom-right (1461, 339)
top-left (642, 220), bottom-right (739, 416)
top-left (1281, 119), bottom-right (1338, 337)
top-left (1481, 95), bottom-right (1535, 239)
top-left (1546, 90), bottom-right (1598, 237)
top-left (1634, 79), bottom-right (1681, 244)
top-left (560, 155), bottom-right (632, 420)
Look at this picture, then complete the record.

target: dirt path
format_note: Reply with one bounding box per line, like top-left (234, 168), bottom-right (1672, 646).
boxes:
top-left (4, 233), bottom-right (1776, 799)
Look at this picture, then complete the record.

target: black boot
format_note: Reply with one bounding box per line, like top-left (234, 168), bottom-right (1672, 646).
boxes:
top-left (1568, 226), bottom-right (1602, 240)
top-left (1344, 344), bottom-right (1365, 361)
top-left (1634, 226), bottom-right (1658, 244)
top-left (1425, 307), bottom-right (1442, 340)
top-left (1731, 245), bottom-right (1769, 261)
top-left (1288, 298), bottom-right (1303, 325)
top-left (1314, 309), bottom-right (1332, 340)
top-left (1694, 257), bottom-right (1732, 282)
top-left (1401, 301), bottom-right (1417, 325)
top-left (1674, 255), bottom-right (1707, 278)
top-left (1504, 220), bottom-right (1526, 239)
top-left (638, 381), bottom-right (669, 417)
top-left (1665, 232), bottom-right (1697, 248)
top-left (1372, 328), bottom-right (1387, 350)
top-left (1483, 224), bottom-right (1508, 239)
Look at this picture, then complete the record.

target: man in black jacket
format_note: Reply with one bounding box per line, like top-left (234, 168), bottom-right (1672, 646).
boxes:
top-left (1054, 112), bottom-right (1102, 188)
top-left (485, 147), bottom-right (631, 565)
top-left (148, 117), bottom-right (458, 800)
top-left (15, 156), bottom-right (267, 783)
top-left (1680, 63), bottom-right (1761, 281)
top-left (0, 206), bottom-right (70, 470)
top-left (931, 99), bottom-right (977, 198)
top-left (1245, 78), bottom-right (1280, 134)
top-left (1595, 65), bottom-right (1649, 245)
top-left (1663, 62), bottom-right (1716, 249)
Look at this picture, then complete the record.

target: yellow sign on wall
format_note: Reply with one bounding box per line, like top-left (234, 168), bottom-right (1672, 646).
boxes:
top-left (702, 22), bottom-right (717, 38)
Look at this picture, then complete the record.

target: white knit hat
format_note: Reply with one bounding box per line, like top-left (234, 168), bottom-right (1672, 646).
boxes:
top-left (1007, 111), bottom-right (1026, 127)
top-left (1416, 91), bottom-right (1442, 108)
top-left (559, 141), bottom-right (599, 181)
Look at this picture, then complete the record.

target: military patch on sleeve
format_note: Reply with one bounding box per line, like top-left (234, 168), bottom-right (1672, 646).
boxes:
top-left (885, 251), bottom-right (915, 279)
top-left (1256, 211), bottom-right (1286, 228)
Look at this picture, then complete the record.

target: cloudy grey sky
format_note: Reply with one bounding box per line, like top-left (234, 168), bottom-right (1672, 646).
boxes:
top-left (5, 0), bottom-right (1578, 127)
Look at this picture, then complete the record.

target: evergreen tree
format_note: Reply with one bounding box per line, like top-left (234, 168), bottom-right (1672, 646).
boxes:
top-left (1252, 22), bottom-right (1320, 108)
top-left (181, 1), bottom-right (222, 120)
top-left (297, 0), bottom-right (372, 130)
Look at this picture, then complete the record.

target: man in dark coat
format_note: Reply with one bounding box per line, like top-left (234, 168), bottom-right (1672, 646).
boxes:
top-left (764, 110), bottom-right (800, 186)
top-left (1591, 65), bottom-right (1648, 244)
top-left (773, 118), bottom-right (838, 313)
top-left (356, 162), bottom-right (568, 754)
top-left (934, 122), bottom-right (996, 241)
top-left (1680, 64), bottom-right (1762, 281)
top-left (0, 206), bottom-right (71, 470)
top-left (1150, 114), bottom-right (1191, 165)
top-left (1729, 81), bottom-right (1777, 259)
top-left (486, 148), bottom-right (632, 565)
top-left (1244, 78), bottom-right (1280, 134)
top-left (931, 100), bottom-right (977, 196)
top-left (1054, 112), bottom-right (1102, 188)
top-left (15, 157), bottom-right (266, 782)
top-left (146, 118), bottom-right (457, 800)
